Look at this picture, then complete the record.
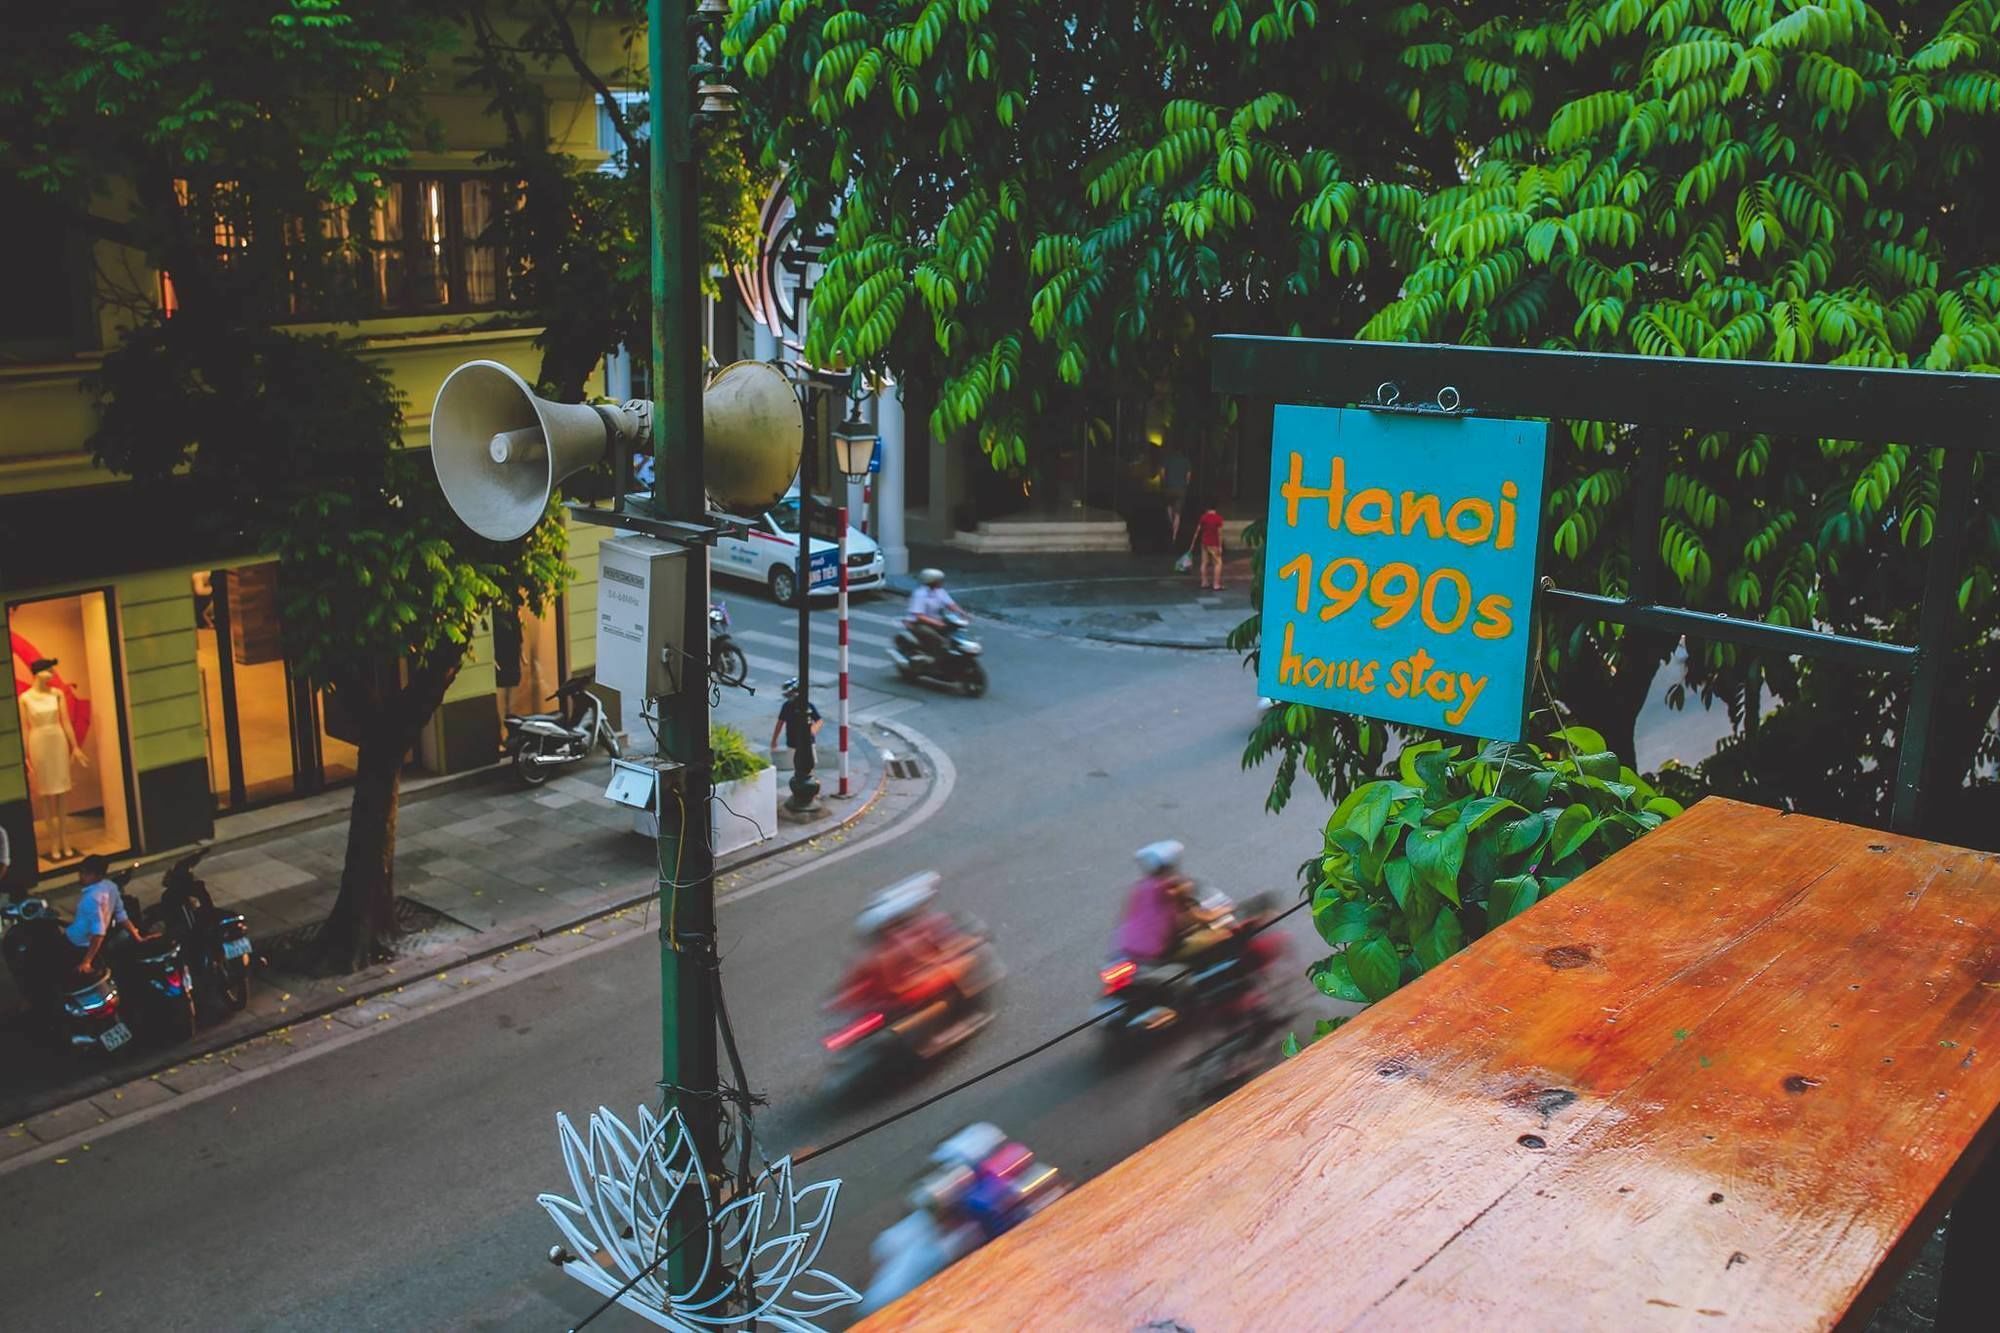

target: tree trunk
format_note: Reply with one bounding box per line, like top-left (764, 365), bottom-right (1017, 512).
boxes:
top-left (319, 734), bottom-right (406, 972)
top-left (314, 651), bottom-right (466, 972)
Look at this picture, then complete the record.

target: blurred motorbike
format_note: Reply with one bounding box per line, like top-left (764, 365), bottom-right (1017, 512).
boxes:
top-left (859, 1123), bottom-right (1070, 1314)
top-left (822, 875), bottom-right (1002, 1099)
top-left (1095, 888), bottom-right (1285, 1056)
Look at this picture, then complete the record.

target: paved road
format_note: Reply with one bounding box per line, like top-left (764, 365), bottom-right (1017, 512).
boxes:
top-left (0, 590), bottom-right (1337, 1331)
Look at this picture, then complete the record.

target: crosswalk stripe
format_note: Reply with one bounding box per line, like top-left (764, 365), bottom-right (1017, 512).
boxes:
top-left (740, 652), bottom-right (835, 685)
top-left (855, 698), bottom-right (924, 724)
top-left (739, 647), bottom-right (897, 681)
top-left (737, 626), bottom-right (899, 654)
top-left (848, 608), bottom-right (908, 630)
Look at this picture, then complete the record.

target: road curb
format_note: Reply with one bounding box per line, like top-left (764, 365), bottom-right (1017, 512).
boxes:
top-left (1, 739), bottom-right (902, 1161)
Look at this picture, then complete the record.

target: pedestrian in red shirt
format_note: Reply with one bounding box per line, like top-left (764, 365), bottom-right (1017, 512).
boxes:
top-left (1195, 507), bottom-right (1226, 591)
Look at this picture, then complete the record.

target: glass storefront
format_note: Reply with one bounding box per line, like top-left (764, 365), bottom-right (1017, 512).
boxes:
top-left (6, 590), bottom-right (134, 869)
top-left (192, 566), bottom-right (357, 811)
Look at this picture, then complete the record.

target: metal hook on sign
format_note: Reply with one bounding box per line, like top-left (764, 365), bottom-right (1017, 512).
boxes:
top-left (1358, 382), bottom-right (1470, 418)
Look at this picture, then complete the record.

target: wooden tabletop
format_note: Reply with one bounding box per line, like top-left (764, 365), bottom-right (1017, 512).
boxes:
top-left (860, 798), bottom-right (2000, 1331)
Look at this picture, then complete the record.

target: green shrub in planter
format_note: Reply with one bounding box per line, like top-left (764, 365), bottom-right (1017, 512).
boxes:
top-left (1307, 727), bottom-right (1683, 1012)
top-left (711, 723), bottom-right (771, 785)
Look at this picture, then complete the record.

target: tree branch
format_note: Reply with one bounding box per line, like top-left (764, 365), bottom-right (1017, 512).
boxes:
top-left (540, 0), bottom-right (643, 164)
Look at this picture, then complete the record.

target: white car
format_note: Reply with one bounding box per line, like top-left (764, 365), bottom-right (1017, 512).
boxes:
top-left (713, 491), bottom-right (885, 606)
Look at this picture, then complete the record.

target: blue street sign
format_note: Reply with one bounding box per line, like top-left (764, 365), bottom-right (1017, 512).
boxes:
top-left (1257, 405), bottom-right (1548, 741)
top-left (809, 544), bottom-right (839, 591)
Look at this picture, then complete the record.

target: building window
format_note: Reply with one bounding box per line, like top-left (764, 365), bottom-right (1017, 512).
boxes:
top-left (1, 181), bottom-right (86, 350)
top-left (160, 175), bottom-right (513, 320)
top-left (597, 89), bottom-right (649, 174)
top-left (361, 174), bottom-right (510, 314)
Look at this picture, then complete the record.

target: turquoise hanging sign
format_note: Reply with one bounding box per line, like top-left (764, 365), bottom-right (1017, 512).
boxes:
top-left (1257, 405), bottom-right (1547, 741)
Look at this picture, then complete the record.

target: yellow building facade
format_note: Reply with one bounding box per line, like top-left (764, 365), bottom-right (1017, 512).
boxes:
top-left (1, 24), bottom-right (635, 891)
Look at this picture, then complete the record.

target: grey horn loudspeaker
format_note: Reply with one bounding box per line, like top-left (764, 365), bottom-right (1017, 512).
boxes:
top-left (430, 360), bottom-right (644, 541)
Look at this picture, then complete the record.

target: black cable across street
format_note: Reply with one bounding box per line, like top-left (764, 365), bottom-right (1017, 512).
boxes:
top-left (567, 1226), bottom-right (699, 1332)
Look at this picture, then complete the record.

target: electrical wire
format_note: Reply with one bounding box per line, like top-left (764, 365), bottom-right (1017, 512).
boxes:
top-left (566, 1224), bottom-right (699, 1333)
top-left (710, 789), bottom-right (770, 842)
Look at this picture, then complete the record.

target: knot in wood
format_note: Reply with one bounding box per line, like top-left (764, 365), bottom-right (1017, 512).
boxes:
top-left (1544, 943), bottom-right (1595, 969)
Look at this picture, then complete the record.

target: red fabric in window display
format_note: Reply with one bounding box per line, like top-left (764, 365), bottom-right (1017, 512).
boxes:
top-left (9, 629), bottom-right (92, 745)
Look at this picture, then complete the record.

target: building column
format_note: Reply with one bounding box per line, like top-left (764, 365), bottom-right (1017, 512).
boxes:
top-left (874, 381), bottom-right (910, 574)
top-left (753, 312), bottom-right (778, 362)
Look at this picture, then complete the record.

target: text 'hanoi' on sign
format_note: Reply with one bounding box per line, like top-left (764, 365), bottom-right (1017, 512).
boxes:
top-left (1257, 406), bottom-right (1547, 741)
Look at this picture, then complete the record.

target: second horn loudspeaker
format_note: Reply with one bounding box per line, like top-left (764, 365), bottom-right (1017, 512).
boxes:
top-left (703, 359), bottom-right (805, 515)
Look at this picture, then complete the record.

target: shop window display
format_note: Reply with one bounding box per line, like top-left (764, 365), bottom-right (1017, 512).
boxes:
top-left (8, 591), bottom-right (132, 867)
top-left (192, 568), bottom-right (361, 810)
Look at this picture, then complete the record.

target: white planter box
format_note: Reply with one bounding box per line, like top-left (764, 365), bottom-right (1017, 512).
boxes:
top-left (632, 767), bottom-right (776, 859)
top-left (710, 766), bottom-right (777, 857)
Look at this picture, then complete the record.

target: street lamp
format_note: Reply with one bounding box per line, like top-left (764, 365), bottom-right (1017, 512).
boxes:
top-left (831, 404), bottom-right (880, 483)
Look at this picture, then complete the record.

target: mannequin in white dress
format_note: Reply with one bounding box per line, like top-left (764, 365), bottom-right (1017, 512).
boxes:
top-left (19, 658), bottom-right (87, 861)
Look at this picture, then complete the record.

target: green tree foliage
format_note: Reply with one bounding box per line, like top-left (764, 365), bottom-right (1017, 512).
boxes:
top-left (460, 0), bottom-right (763, 401)
top-left (725, 0), bottom-right (1421, 471)
top-left (0, 0), bottom-right (571, 969)
top-left (734, 0), bottom-right (1999, 844)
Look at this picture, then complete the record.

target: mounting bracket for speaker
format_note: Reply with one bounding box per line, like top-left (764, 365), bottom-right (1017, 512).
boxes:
top-left (565, 501), bottom-right (722, 547)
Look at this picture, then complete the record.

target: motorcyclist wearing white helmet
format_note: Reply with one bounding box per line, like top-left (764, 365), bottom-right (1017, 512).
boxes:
top-left (835, 873), bottom-right (970, 1015)
top-left (905, 568), bottom-right (962, 663)
top-left (1113, 840), bottom-right (1232, 965)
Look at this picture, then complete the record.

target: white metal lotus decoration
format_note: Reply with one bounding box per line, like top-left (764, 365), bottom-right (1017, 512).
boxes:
top-left (539, 1102), bottom-right (860, 1330)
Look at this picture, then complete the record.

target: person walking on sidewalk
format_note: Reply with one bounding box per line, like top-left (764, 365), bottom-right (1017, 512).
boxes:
top-left (1194, 506), bottom-right (1226, 591)
top-left (771, 678), bottom-right (824, 755)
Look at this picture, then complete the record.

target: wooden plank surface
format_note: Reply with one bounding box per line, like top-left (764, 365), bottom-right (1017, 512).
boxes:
top-left (861, 798), bottom-right (2000, 1331)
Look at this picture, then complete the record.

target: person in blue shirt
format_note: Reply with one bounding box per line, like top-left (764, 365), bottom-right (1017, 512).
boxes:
top-left (65, 854), bottom-right (148, 978)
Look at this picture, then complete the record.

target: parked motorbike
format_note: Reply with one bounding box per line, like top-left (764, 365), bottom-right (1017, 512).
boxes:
top-left (1094, 890), bottom-right (1284, 1056)
top-left (505, 672), bottom-right (621, 786)
top-left (859, 1123), bottom-right (1070, 1315)
top-left (144, 845), bottom-right (258, 1014)
top-left (709, 601), bottom-right (751, 691)
top-left (889, 611), bottom-right (988, 696)
top-left (822, 912), bottom-right (1002, 1100)
top-left (1, 898), bottom-right (133, 1054)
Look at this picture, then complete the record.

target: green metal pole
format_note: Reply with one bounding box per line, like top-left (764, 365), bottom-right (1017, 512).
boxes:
top-left (647, 0), bottom-right (719, 1299)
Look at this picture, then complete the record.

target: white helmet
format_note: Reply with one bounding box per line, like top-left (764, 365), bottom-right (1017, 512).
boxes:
top-left (932, 1122), bottom-right (1006, 1169)
top-left (919, 567), bottom-right (946, 587)
top-left (856, 872), bottom-right (940, 935)
top-left (1135, 840), bottom-right (1185, 875)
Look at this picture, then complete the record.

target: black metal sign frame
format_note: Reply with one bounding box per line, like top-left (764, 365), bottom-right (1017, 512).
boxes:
top-left (1213, 336), bottom-right (1999, 834)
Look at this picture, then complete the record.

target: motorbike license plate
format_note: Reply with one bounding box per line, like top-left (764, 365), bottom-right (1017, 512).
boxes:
top-left (100, 1022), bottom-right (133, 1051)
top-left (222, 938), bottom-right (253, 961)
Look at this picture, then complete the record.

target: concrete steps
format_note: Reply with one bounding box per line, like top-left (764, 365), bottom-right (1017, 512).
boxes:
top-left (949, 512), bottom-right (1131, 553)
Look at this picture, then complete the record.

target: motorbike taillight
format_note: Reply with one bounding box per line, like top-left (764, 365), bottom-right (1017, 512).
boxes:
top-left (823, 1011), bottom-right (886, 1052)
top-left (1100, 960), bottom-right (1138, 993)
